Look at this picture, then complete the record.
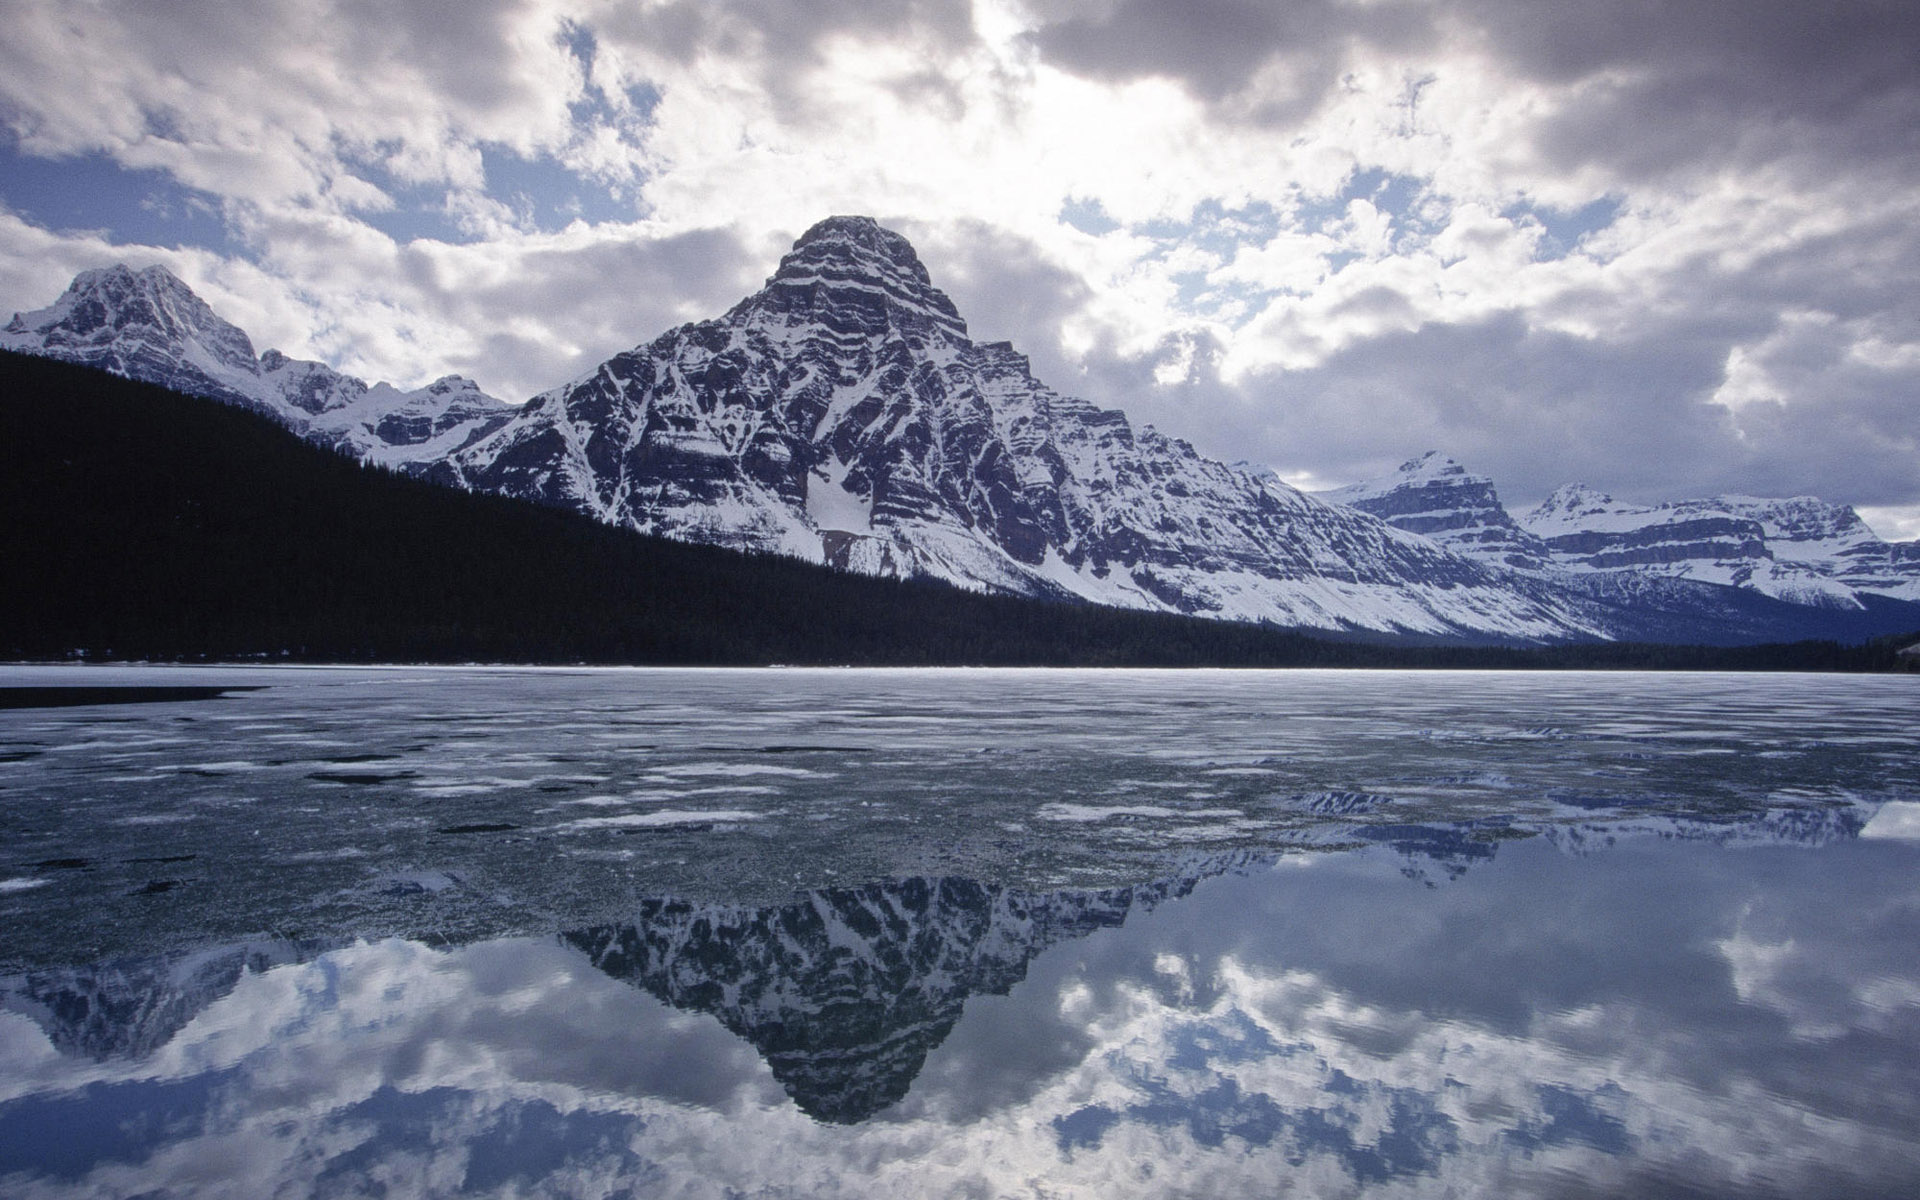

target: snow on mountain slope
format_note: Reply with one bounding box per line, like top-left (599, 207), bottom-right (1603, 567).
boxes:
top-left (1712, 495), bottom-right (1920, 604)
top-left (1320, 451), bottom-right (1551, 571)
top-left (1324, 452), bottom-right (1920, 612)
top-left (445, 217), bottom-right (1605, 641)
top-left (3, 264), bottom-right (513, 469)
top-left (9, 245), bottom-right (1912, 644)
top-left (1519, 485), bottom-right (1874, 609)
top-left (3, 264), bottom-right (265, 408)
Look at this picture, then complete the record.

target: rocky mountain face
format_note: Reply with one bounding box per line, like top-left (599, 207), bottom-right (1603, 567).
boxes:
top-left (1728, 496), bottom-right (1920, 603)
top-left (1, 264), bottom-right (512, 470)
top-left (8, 230), bottom-right (1917, 645)
top-left (1517, 485), bottom-right (1865, 608)
top-left (1327, 454), bottom-right (1920, 613)
top-left (439, 217), bottom-right (1610, 641)
top-left (1323, 451), bottom-right (1551, 571)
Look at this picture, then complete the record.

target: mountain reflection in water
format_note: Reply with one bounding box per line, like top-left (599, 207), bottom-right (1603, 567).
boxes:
top-left (4, 805), bottom-right (1918, 1199)
top-left (564, 874), bottom-right (1207, 1124)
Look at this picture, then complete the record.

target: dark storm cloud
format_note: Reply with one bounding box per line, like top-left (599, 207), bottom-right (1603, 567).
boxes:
top-left (594, 0), bottom-right (979, 113)
top-left (1712, 345), bottom-right (1920, 512)
top-left (1239, 313), bottom-right (1751, 505)
top-left (1028, 0), bottom-right (1431, 123)
top-left (1119, 302), bottom-right (1916, 512)
top-left (899, 218), bottom-right (1099, 371)
top-left (11, 0), bottom-right (560, 132)
top-left (614, 0), bottom-right (977, 55)
top-left (1028, 0), bottom-right (1920, 179)
top-left (1480, 0), bottom-right (1920, 181)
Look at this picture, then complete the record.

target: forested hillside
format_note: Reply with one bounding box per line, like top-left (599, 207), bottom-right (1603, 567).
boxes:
top-left (3, 352), bottom-right (1911, 671)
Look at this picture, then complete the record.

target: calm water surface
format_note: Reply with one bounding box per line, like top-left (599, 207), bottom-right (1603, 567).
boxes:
top-left (1, 666), bottom-right (1916, 1198)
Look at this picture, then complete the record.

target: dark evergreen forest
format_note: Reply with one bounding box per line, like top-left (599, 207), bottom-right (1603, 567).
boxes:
top-left (3, 351), bottom-right (1912, 671)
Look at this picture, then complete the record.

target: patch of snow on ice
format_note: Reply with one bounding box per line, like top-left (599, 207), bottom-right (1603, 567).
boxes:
top-left (1037, 803), bottom-right (1243, 822)
top-left (564, 810), bottom-right (767, 830)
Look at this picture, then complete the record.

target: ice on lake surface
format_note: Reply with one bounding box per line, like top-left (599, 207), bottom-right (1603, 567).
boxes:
top-left (1, 665), bottom-right (1917, 1197)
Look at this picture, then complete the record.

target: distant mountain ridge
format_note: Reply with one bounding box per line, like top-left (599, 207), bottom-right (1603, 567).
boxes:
top-left (1325, 451), bottom-right (1920, 613)
top-left (1322, 451), bottom-right (1551, 572)
top-left (1, 264), bottom-right (512, 469)
top-left (1519, 483), bottom-right (1920, 606)
top-left (9, 223), bottom-right (1920, 646)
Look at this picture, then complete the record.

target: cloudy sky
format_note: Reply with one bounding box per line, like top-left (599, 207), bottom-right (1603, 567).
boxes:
top-left (2, 0), bottom-right (1916, 533)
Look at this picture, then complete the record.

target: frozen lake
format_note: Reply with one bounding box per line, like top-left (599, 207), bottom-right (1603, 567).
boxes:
top-left (2, 665), bottom-right (1918, 1197)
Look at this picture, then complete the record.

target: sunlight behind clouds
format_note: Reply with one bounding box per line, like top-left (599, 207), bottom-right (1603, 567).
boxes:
top-left (0, 0), bottom-right (1915, 513)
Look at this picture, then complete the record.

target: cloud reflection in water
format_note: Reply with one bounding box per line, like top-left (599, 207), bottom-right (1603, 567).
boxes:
top-left (3, 819), bottom-right (1918, 1198)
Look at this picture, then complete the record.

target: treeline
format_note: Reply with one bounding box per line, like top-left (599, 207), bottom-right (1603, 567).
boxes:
top-left (3, 351), bottom-right (1914, 672)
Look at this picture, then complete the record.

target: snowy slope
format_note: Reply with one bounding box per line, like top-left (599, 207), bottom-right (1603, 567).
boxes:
top-left (1325, 453), bottom-right (1920, 612)
top-left (1520, 485), bottom-right (1877, 609)
top-left (9, 246), bottom-right (1915, 644)
top-left (445, 217), bottom-right (1608, 641)
top-left (1321, 451), bottom-right (1550, 571)
top-left (3, 264), bottom-right (512, 469)
top-left (1712, 495), bottom-right (1920, 604)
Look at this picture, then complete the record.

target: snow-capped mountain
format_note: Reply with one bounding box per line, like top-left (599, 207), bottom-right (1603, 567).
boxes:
top-left (2, 264), bottom-right (512, 469)
top-left (1322, 451), bottom-right (1550, 571)
top-left (1327, 453), bottom-right (1920, 612)
top-left (440, 216), bottom-right (1609, 641)
top-left (1518, 484), bottom-right (1866, 607)
top-left (8, 235), bottom-right (1917, 645)
top-left (1723, 495), bottom-right (1920, 603)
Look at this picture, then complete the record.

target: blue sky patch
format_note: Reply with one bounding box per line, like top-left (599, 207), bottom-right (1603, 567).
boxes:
top-left (342, 143), bottom-right (642, 245)
top-left (1505, 195), bottom-right (1623, 261)
top-left (1133, 199), bottom-right (1282, 258)
top-left (337, 148), bottom-right (475, 245)
top-left (1059, 197), bottom-right (1120, 236)
top-left (558, 20), bottom-right (662, 131)
top-left (0, 143), bottom-right (241, 254)
top-left (1294, 168), bottom-right (1447, 256)
top-left (479, 146), bottom-right (641, 231)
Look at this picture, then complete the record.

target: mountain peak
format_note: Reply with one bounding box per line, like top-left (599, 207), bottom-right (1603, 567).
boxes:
top-left (1533, 483), bottom-right (1619, 515)
top-left (57, 264), bottom-right (217, 331)
top-left (1320, 450), bottom-right (1550, 572)
top-left (1322, 451), bottom-right (1483, 506)
top-left (741, 215), bottom-right (967, 341)
top-left (71, 261), bottom-right (188, 292)
top-left (1390, 449), bottom-right (1474, 487)
top-left (791, 213), bottom-right (903, 250)
top-left (4, 263), bottom-right (512, 470)
top-left (1392, 450), bottom-right (1474, 483)
top-left (4, 260), bottom-right (260, 380)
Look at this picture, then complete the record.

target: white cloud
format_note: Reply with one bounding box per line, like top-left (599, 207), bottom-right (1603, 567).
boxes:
top-left (0, 0), bottom-right (1914, 516)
